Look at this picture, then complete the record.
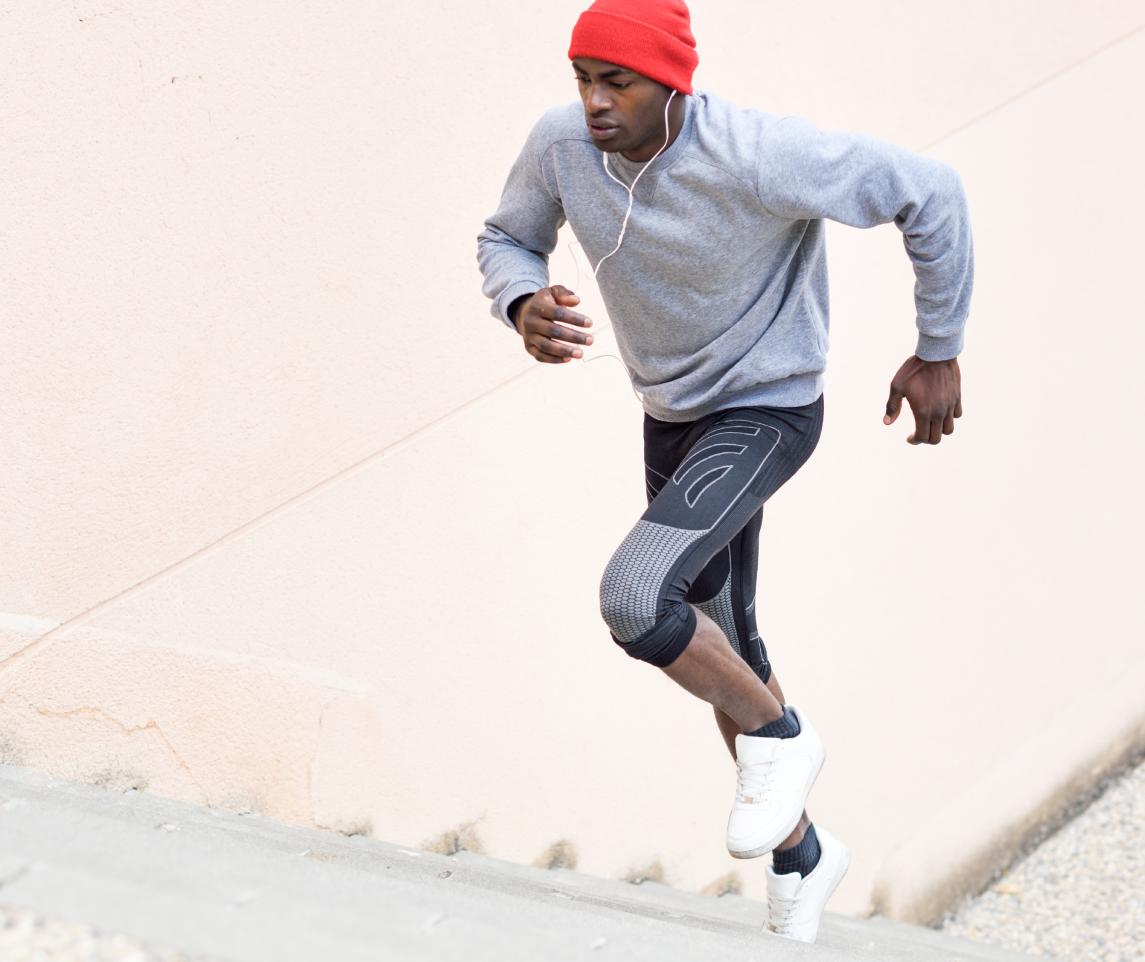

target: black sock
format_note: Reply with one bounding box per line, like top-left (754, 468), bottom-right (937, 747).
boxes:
top-left (744, 704), bottom-right (800, 739)
top-left (772, 822), bottom-right (821, 878)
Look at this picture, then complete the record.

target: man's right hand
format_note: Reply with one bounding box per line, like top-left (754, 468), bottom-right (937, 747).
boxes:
top-left (511, 285), bottom-right (594, 363)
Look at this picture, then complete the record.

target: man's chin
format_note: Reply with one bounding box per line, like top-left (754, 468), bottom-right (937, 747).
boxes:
top-left (587, 124), bottom-right (627, 152)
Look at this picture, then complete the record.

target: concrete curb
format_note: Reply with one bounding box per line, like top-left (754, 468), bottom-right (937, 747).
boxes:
top-left (0, 763), bottom-right (1040, 962)
top-left (870, 654), bottom-right (1145, 924)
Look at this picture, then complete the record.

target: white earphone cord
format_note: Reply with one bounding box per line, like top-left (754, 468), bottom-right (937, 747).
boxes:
top-left (581, 89), bottom-right (677, 401)
top-left (591, 88), bottom-right (676, 278)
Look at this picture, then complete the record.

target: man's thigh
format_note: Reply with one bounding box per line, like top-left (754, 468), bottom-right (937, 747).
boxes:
top-left (641, 409), bottom-right (786, 601)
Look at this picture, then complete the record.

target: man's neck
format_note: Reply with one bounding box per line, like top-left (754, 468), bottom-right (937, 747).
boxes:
top-left (621, 96), bottom-right (686, 163)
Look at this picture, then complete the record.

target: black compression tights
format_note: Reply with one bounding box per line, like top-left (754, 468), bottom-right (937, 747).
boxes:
top-left (598, 394), bottom-right (825, 676)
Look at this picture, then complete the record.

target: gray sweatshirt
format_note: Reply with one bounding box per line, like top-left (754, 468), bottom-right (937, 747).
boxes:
top-left (476, 90), bottom-right (974, 421)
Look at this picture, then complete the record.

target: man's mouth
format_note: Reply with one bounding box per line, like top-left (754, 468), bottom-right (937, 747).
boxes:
top-left (588, 121), bottom-right (620, 141)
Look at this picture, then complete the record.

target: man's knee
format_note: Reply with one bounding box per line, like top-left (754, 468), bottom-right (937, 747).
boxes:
top-left (601, 599), bottom-right (696, 667)
top-left (598, 520), bottom-right (702, 667)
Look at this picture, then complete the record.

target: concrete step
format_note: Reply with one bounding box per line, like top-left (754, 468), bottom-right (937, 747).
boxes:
top-left (0, 764), bottom-right (1037, 962)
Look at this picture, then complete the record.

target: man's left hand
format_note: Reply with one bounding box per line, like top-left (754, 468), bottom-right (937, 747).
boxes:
top-left (883, 355), bottom-right (962, 445)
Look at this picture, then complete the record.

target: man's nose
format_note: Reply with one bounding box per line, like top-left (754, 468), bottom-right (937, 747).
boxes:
top-left (586, 83), bottom-right (612, 114)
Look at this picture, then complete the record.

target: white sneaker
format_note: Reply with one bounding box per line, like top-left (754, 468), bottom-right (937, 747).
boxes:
top-left (726, 704), bottom-right (824, 858)
top-left (763, 825), bottom-right (850, 943)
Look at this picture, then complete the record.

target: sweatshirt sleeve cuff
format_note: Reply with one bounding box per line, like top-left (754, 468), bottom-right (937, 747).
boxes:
top-left (495, 281), bottom-right (543, 331)
top-left (915, 328), bottom-right (965, 362)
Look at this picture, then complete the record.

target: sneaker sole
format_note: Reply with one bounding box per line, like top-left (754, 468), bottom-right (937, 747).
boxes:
top-left (726, 748), bottom-right (825, 859)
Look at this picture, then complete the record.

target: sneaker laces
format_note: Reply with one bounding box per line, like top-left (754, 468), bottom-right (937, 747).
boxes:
top-left (766, 890), bottom-right (799, 933)
top-left (735, 755), bottom-right (776, 804)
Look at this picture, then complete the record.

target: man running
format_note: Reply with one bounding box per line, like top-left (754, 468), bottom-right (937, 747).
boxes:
top-left (476, 0), bottom-right (973, 942)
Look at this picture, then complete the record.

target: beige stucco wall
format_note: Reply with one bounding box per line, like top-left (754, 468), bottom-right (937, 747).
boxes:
top-left (2, 0), bottom-right (1144, 921)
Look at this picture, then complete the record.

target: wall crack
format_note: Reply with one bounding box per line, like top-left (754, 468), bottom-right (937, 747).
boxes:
top-left (10, 690), bottom-right (208, 803)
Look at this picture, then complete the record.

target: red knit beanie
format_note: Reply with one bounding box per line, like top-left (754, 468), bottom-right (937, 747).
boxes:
top-left (568, 0), bottom-right (699, 95)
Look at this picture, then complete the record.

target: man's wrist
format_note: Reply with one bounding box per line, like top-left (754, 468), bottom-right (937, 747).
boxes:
top-left (508, 292), bottom-right (534, 332)
top-left (915, 329), bottom-right (965, 362)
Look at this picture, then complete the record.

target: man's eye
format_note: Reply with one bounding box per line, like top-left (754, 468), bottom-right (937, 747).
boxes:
top-left (611, 82), bottom-right (631, 89)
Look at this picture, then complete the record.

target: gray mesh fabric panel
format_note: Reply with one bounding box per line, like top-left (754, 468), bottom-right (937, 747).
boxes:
top-left (695, 572), bottom-right (741, 657)
top-left (599, 520), bottom-right (707, 645)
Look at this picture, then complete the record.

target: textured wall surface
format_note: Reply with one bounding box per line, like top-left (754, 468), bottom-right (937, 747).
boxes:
top-left (2, 0), bottom-right (1143, 919)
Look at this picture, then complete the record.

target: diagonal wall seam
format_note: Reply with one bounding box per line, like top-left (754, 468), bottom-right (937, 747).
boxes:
top-left (918, 20), bottom-right (1145, 152)
top-left (6, 19), bottom-right (1141, 670)
top-left (0, 357), bottom-right (543, 669)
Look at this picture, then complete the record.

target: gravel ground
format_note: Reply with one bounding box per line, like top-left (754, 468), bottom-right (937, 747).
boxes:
top-left (941, 754), bottom-right (1145, 961)
top-left (0, 905), bottom-right (225, 962)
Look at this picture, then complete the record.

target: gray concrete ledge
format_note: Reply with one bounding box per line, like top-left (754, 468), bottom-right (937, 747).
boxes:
top-left (0, 763), bottom-right (1040, 962)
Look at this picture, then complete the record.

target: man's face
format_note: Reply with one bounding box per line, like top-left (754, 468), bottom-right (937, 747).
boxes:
top-left (572, 57), bottom-right (674, 159)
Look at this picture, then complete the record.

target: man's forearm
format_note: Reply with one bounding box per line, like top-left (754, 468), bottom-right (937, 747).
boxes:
top-left (475, 111), bottom-right (568, 330)
top-left (757, 119), bottom-right (974, 359)
top-left (476, 223), bottom-right (551, 330)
